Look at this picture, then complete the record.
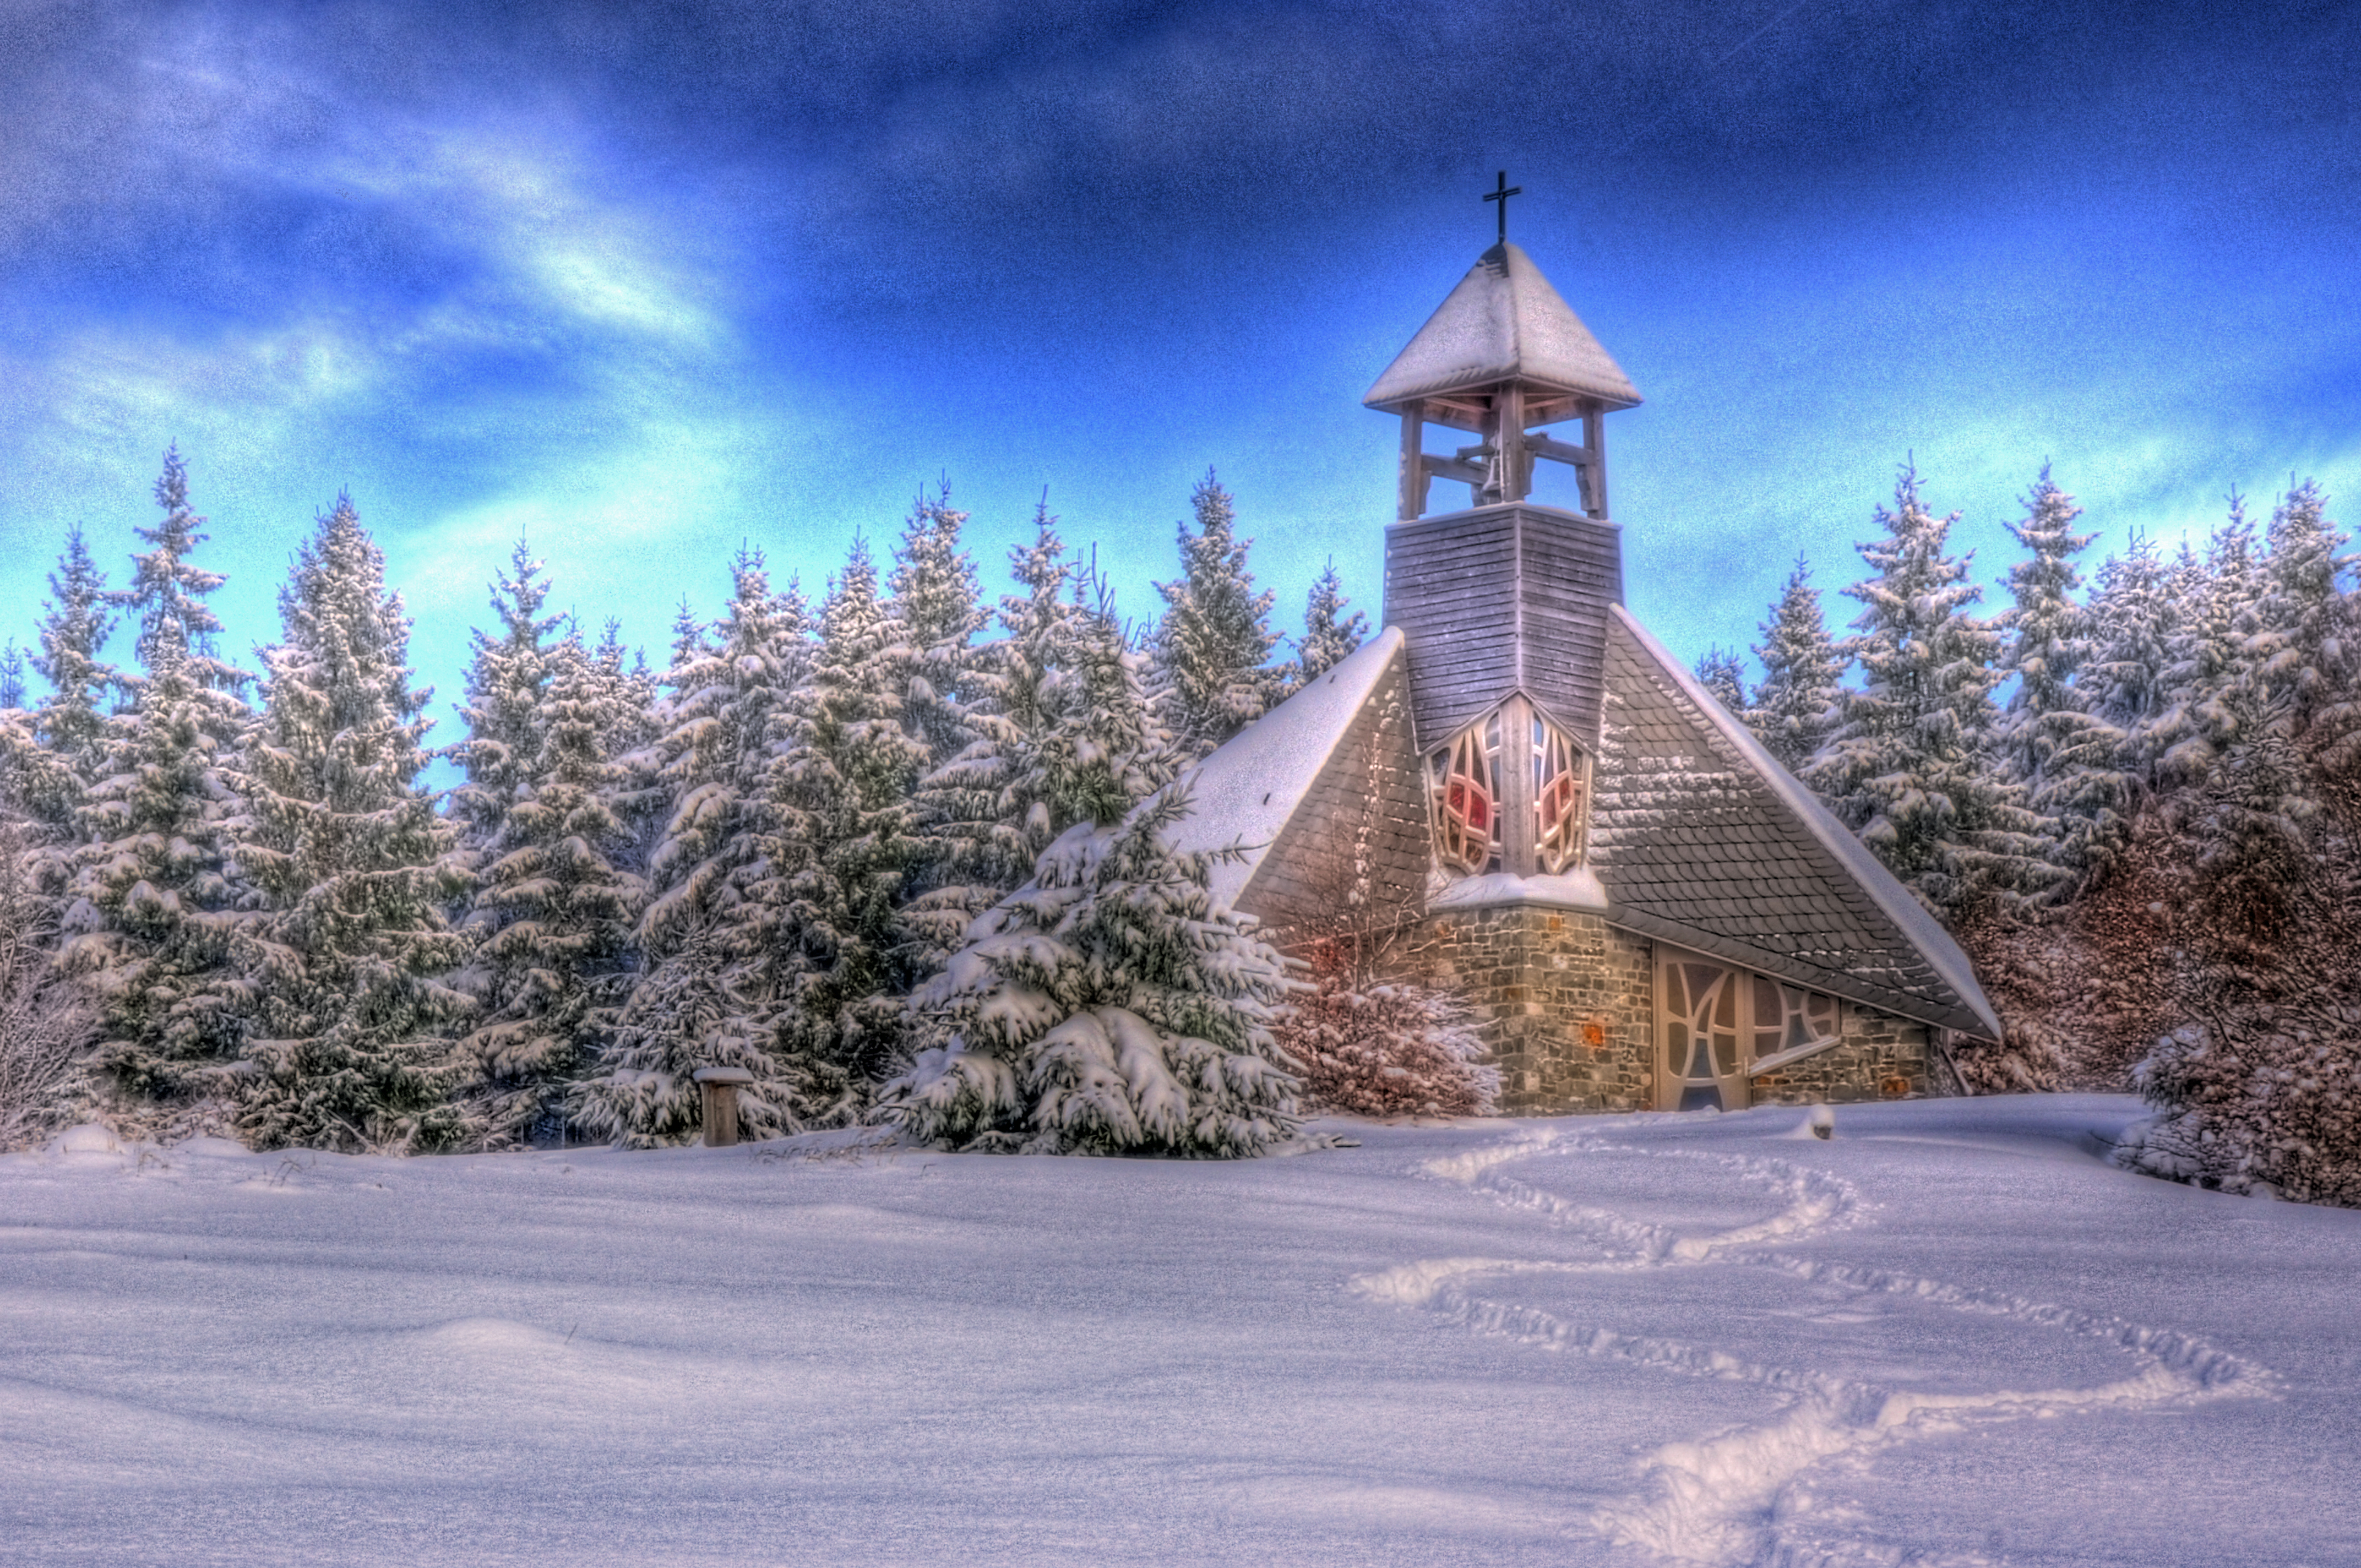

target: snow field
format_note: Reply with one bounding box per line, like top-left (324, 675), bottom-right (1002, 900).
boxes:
top-left (3, 1096), bottom-right (2357, 1567)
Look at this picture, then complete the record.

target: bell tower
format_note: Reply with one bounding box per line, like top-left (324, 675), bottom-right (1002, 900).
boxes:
top-left (1372, 180), bottom-right (1639, 878)
top-left (1363, 175), bottom-right (1641, 522)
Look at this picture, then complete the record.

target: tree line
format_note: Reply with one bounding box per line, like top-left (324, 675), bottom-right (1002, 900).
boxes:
top-left (0, 456), bottom-right (1375, 1155)
top-left (2, 449), bottom-right (2354, 1199)
top-left (1701, 463), bottom-right (2359, 1204)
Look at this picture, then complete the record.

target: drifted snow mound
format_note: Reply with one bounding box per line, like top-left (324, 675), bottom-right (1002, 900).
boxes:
top-left (48, 1124), bottom-right (124, 1157)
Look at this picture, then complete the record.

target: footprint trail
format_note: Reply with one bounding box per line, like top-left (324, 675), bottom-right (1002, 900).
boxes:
top-left (1354, 1129), bottom-right (2275, 1567)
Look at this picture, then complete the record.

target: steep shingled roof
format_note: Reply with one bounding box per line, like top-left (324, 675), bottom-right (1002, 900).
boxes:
top-left (1364, 243), bottom-right (1641, 413)
top-left (1591, 606), bottom-right (2003, 1040)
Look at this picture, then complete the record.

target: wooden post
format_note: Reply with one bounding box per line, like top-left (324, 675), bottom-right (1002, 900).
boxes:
top-left (1398, 402), bottom-right (1428, 520)
top-left (1495, 384), bottom-right (1526, 504)
top-left (1582, 406), bottom-right (1608, 520)
top-left (693, 1066), bottom-right (754, 1147)
top-left (1497, 694), bottom-right (1536, 873)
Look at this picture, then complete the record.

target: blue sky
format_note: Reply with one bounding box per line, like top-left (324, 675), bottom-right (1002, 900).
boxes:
top-left (3, 0), bottom-right (2355, 734)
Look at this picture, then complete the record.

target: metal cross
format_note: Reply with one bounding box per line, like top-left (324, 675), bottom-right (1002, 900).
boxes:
top-left (1482, 170), bottom-right (1521, 244)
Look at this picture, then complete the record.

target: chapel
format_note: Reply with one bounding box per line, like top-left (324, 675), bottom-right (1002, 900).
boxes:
top-left (1169, 205), bottom-right (2003, 1114)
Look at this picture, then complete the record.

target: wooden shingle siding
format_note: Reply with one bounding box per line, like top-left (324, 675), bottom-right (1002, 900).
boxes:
top-left (1385, 503), bottom-right (1623, 748)
top-left (1236, 645), bottom-right (1432, 938)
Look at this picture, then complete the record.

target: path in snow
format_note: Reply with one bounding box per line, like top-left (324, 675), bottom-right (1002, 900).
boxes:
top-left (1358, 1125), bottom-right (2277, 1567)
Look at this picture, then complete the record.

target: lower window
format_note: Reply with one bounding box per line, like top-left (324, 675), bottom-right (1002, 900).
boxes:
top-left (1657, 951), bottom-right (1842, 1111)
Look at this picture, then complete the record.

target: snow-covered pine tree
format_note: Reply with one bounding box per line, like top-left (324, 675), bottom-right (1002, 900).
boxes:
top-left (0, 641), bottom-right (25, 712)
top-left (61, 451), bottom-right (253, 1117)
top-left (764, 537), bottom-right (933, 1090)
top-left (456, 632), bottom-right (641, 1145)
top-left (589, 617), bottom-right (666, 877)
top-left (1281, 558), bottom-right (1369, 695)
top-left (2251, 481), bottom-right (2358, 760)
top-left (1744, 557), bottom-right (1845, 775)
top-left (448, 537), bottom-right (565, 868)
top-left (888, 788), bottom-right (1299, 1156)
top-left (907, 502), bottom-right (1169, 966)
top-left (635, 547), bottom-right (807, 948)
top-left (28, 525), bottom-right (122, 825)
top-left (578, 548), bottom-right (822, 1146)
top-left (1694, 646), bottom-right (1747, 713)
top-left (2153, 496), bottom-right (2267, 787)
top-left (1152, 469), bottom-right (1280, 761)
top-left (886, 484), bottom-right (989, 774)
top-left (117, 448), bottom-right (247, 705)
top-left (2082, 531), bottom-right (2180, 797)
top-left (1994, 466), bottom-right (2127, 880)
top-left (1805, 464), bottom-right (2059, 915)
top-left (230, 496), bottom-right (473, 1153)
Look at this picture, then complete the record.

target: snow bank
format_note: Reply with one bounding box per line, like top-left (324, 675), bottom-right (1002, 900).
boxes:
top-left (1, 1095), bottom-right (2352, 1567)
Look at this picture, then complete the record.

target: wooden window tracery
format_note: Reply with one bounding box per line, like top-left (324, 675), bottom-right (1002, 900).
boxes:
top-left (1429, 699), bottom-right (1592, 878)
top-left (1532, 712), bottom-right (1588, 873)
top-left (1429, 712), bottom-right (1503, 873)
top-left (1655, 949), bottom-right (1849, 1111)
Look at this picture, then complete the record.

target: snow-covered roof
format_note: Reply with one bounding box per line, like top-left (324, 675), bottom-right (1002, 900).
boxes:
top-left (1364, 243), bottom-right (1641, 413)
top-left (1160, 627), bottom-right (1408, 911)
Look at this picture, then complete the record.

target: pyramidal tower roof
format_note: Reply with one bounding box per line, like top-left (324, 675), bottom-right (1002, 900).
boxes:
top-left (1364, 242), bottom-right (1640, 413)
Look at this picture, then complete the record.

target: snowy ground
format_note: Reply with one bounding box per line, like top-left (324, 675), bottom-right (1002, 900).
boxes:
top-left (3, 1096), bottom-right (2355, 1568)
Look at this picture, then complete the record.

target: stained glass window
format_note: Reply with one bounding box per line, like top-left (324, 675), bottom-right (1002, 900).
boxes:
top-left (1532, 712), bottom-right (1587, 873)
top-left (1429, 711), bottom-right (1502, 873)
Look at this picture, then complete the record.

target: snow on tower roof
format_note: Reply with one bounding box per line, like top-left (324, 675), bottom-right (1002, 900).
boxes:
top-left (1158, 627), bottom-right (1408, 912)
top-left (1364, 243), bottom-right (1641, 413)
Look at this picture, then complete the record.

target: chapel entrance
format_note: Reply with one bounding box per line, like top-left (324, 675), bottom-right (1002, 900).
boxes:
top-left (1659, 957), bottom-right (1750, 1112)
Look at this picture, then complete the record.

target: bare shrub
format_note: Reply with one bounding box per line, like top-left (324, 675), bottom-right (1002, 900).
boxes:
top-left (1275, 939), bottom-right (1496, 1118)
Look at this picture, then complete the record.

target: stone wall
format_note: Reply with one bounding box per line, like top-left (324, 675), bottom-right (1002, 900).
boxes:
top-left (1397, 904), bottom-right (1936, 1115)
top-left (1405, 904), bottom-right (1656, 1114)
top-left (1747, 999), bottom-right (1930, 1106)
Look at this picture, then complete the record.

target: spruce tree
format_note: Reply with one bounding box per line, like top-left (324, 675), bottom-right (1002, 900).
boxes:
top-left (2252, 480), bottom-right (2356, 752)
top-left (635, 547), bottom-right (807, 946)
top-left (30, 524), bottom-right (121, 811)
top-left (1805, 464), bottom-right (2058, 914)
top-left (230, 496), bottom-right (472, 1152)
top-left (1283, 559), bottom-right (1368, 694)
top-left (1994, 466), bottom-right (2126, 878)
top-left (579, 548), bottom-right (820, 1145)
top-left (887, 790), bottom-right (1299, 1157)
top-left (458, 633), bottom-right (640, 1145)
top-left (117, 448), bottom-right (246, 703)
top-left (765, 538), bottom-right (932, 1087)
top-left (2155, 496), bottom-right (2267, 784)
top-left (2083, 531), bottom-right (2179, 797)
top-left (448, 537), bottom-right (565, 866)
top-left (910, 502), bottom-right (1168, 965)
top-left (1, 640), bottom-right (29, 712)
top-left (1152, 469), bottom-right (1280, 760)
top-left (1694, 646), bottom-right (1747, 713)
top-left (61, 453), bottom-right (252, 1112)
top-left (1744, 557), bottom-right (1845, 775)
top-left (886, 485), bottom-right (989, 774)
